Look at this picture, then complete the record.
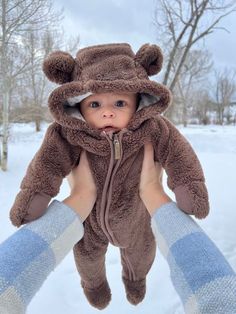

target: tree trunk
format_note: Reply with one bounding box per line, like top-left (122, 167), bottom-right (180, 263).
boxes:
top-left (1, 87), bottom-right (10, 171)
top-left (183, 102), bottom-right (187, 127)
top-left (35, 118), bottom-right (41, 132)
top-left (218, 109), bottom-right (223, 125)
top-left (1, 0), bottom-right (10, 171)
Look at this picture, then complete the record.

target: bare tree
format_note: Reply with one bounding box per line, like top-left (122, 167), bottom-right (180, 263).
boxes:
top-left (192, 89), bottom-right (214, 124)
top-left (153, 0), bottom-right (236, 119)
top-left (13, 29), bottom-right (80, 132)
top-left (18, 29), bottom-right (61, 131)
top-left (213, 68), bottom-right (236, 125)
top-left (175, 49), bottom-right (212, 126)
top-left (0, 0), bottom-right (62, 171)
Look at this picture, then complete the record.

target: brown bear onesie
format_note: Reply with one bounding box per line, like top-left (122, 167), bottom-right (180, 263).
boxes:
top-left (10, 43), bottom-right (209, 310)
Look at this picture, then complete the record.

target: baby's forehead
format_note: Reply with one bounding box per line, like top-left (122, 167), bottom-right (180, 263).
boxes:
top-left (89, 92), bottom-right (137, 99)
top-left (81, 92), bottom-right (138, 104)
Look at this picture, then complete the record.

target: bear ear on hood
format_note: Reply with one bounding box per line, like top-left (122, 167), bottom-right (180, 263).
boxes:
top-left (42, 51), bottom-right (76, 84)
top-left (135, 44), bottom-right (163, 76)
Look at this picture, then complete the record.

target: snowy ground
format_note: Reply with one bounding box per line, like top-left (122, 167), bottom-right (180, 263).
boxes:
top-left (0, 123), bottom-right (236, 314)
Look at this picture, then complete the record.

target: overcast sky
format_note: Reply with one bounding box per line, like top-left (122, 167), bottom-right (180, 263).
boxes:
top-left (54, 0), bottom-right (236, 70)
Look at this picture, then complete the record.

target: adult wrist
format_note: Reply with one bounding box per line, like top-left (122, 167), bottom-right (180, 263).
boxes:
top-left (140, 188), bottom-right (172, 217)
top-left (63, 193), bottom-right (96, 221)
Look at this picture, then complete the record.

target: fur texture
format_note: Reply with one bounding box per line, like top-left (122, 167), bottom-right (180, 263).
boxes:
top-left (10, 43), bottom-right (209, 309)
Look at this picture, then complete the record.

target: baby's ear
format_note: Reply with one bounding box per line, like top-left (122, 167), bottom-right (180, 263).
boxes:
top-left (43, 51), bottom-right (75, 84)
top-left (135, 44), bottom-right (163, 76)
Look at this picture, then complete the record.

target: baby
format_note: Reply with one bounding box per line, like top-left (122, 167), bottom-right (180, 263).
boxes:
top-left (10, 43), bottom-right (209, 310)
top-left (72, 91), bottom-right (158, 309)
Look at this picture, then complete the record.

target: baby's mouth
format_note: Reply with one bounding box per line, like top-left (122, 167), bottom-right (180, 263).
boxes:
top-left (99, 126), bottom-right (119, 133)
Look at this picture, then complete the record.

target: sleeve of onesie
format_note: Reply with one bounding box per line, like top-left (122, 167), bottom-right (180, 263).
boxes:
top-left (0, 200), bottom-right (84, 314)
top-left (152, 201), bottom-right (236, 314)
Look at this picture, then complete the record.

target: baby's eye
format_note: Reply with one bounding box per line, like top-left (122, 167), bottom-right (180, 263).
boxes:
top-left (115, 100), bottom-right (125, 107)
top-left (89, 101), bottom-right (100, 108)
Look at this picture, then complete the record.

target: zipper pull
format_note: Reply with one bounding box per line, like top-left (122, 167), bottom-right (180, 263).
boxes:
top-left (113, 134), bottom-right (121, 160)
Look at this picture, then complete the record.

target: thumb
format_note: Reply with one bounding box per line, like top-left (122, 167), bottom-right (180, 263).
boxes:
top-left (142, 142), bottom-right (155, 170)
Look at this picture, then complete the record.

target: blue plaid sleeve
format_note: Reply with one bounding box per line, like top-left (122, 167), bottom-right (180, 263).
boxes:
top-left (153, 202), bottom-right (236, 314)
top-left (0, 200), bottom-right (84, 314)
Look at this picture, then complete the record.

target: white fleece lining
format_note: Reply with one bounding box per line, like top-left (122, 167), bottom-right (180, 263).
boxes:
top-left (67, 92), bottom-right (93, 106)
top-left (137, 93), bottom-right (160, 111)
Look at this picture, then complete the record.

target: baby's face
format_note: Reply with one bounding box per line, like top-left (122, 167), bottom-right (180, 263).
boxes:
top-left (80, 92), bottom-right (137, 132)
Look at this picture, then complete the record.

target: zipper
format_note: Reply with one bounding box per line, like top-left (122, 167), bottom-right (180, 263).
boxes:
top-left (99, 130), bottom-right (124, 244)
top-left (99, 129), bottom-right (136, 281)
top-left (113, 134), bottom-right (121, 160)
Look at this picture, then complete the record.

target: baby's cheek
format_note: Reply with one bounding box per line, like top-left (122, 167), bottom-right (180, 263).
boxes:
top-left (84, 115), bottom-right (100, 128)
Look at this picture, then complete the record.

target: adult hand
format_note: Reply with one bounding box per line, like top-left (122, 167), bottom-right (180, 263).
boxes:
top-left (67, 150), bottom-right (97, 199)
top-left (139, 142), bottom-right (171, 216)
top-left (63, 150), bottom-right (97, 221)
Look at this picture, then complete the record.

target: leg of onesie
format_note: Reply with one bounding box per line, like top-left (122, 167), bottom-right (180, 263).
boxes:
top-left (73, 223), bottom-right (110, 310)
top-left (120, 227), bottom-right (156, 305)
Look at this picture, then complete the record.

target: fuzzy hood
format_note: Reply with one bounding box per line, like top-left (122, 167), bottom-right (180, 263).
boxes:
top-left (43, 43), bottom-right (172, 135)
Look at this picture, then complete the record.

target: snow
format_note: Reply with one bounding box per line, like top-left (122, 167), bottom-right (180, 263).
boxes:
top-left (0, 123), bottom-right (236, 314)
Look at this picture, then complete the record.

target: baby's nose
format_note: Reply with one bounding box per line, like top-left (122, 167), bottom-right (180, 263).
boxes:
top-left (102, 111), bottom-right (115, 118)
